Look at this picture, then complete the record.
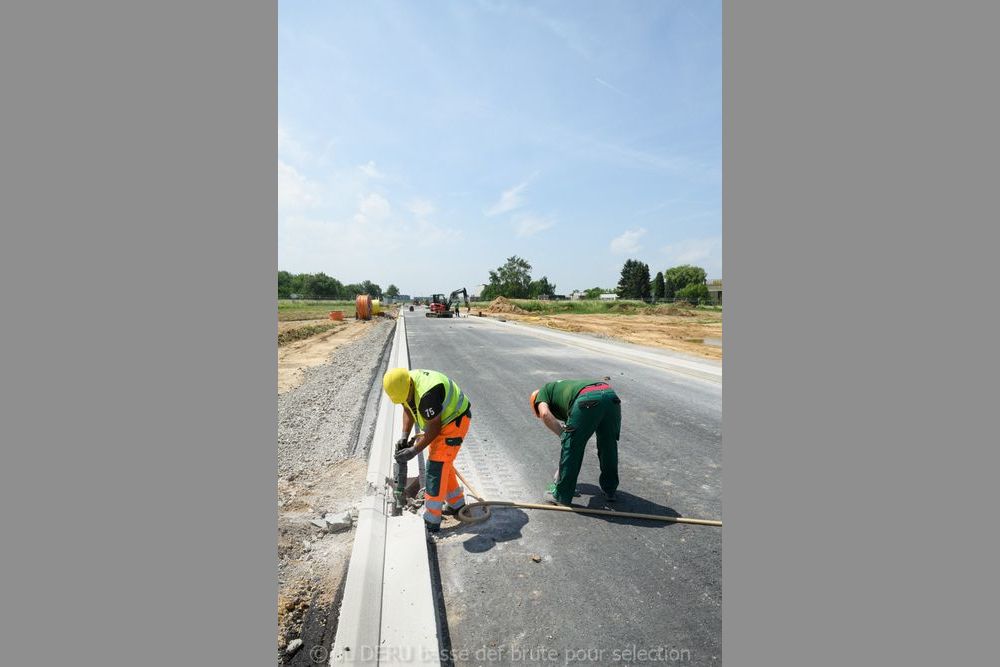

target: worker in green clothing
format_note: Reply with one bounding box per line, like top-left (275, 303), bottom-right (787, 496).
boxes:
top-left (530, 379), bottom-right (621, 505)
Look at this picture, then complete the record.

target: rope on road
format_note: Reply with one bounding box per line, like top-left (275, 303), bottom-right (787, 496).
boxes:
top-left (453, 468), bottom-right (722, 528)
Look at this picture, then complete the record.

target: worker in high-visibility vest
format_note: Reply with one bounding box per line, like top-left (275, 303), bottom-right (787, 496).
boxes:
top-left (530, 379), bottom-right (621, 505)
top-left (383, 368), bottom-right (472, 532)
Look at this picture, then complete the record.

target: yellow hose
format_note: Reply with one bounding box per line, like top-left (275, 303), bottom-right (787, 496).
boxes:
top-left (453, 468), bottom-right (721, 528)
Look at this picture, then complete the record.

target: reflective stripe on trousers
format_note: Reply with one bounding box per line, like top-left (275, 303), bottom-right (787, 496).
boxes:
top-left (424, 499), bottom-right (444, 525)
top-left (421, 414), bottom-right (471, 526)
top-left (446, 486), bottom-right (465, 508)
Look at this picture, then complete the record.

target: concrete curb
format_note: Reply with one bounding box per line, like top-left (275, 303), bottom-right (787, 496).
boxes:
top-left (331, 317), bottom-right (440, 665)
top-left (468, 314), bottom-right (722, 383)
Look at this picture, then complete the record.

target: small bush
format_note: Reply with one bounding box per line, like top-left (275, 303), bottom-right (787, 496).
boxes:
top-left (675, 283), bottom-right (710, 305)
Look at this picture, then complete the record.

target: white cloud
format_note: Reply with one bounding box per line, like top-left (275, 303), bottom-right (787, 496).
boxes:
top-left (280, 208), bottom-right (462, 282)
top-left (413, 218), bottom-right (451, 246)
top-left (662, 236), bottom-right (720, 264)
top-left (610, 228), bottom-right (646, 254)
top-left (354, 193), bottom-right (392, 225)
top-left (279, 123), bottom-right (335, 167)
top-left (661, 236), bottom-right (722, 276)
top-left (277, 139), bottom-right (467, 291)
top-left (278, 125), bottom-right (308, 165)
top-left (485, 180), bottom-right (529, 216)
top-left (407, 198), bottom-right (436, 218)
top-left (513, 213), bottom-right (555, 238)
top-left (278, 160), bottom-right (321, 209)
top-left (358, 161), bottom-right (384, 178)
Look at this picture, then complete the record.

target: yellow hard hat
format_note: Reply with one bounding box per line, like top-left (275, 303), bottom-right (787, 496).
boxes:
top-left (383, 367), bottom-right (412, 404)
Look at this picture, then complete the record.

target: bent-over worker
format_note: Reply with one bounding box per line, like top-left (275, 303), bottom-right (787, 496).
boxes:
top-left (530, 379), bottom-right (621, 505)
top-left (382, 368), bottom-right (472, 532)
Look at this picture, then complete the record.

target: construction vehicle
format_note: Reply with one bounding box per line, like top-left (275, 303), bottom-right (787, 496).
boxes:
top-left (426, 288), bottom-right (469, 318)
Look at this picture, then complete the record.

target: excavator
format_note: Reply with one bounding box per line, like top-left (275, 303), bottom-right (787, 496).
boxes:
top-left (426, 288), bottom-right (469, 318)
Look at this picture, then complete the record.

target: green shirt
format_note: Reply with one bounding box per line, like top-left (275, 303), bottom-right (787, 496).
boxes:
top-left (534, 380), bottom-right (603, 421)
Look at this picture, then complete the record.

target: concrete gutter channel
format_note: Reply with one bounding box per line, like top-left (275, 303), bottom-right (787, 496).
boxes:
top-left (349, 326), bottom-right (396, 459)
top-left (332, 316), bottom-right (441, 665)
top-left (468, 314), bottom-right (722, 384)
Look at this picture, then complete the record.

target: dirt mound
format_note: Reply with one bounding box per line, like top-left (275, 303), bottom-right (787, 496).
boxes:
top-left (485, 296), bottom-right (527, 314)
top-left (652, 303), bottom-right (697, 316)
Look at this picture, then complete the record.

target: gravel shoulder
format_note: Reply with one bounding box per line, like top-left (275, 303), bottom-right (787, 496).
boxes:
top-left (276, 317), bottom-right (394, 663)
top-left (278, 319), bottom-right (379, 394)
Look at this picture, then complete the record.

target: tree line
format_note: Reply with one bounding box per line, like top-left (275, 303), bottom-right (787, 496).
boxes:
top-left (479, 256), bottom-right (714, 304)
top-left (278, 271), bottom-right (399, 300)
top-left (280, 258), bottom-right (714, 304)
top-left (616, 260), bottom-right (712, 303)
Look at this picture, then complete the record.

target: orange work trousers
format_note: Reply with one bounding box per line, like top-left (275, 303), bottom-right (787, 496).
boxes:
top-left (422, 412), bottom-right (470, 527)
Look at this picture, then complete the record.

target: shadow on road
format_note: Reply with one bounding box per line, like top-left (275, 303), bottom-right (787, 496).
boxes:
top-left (574, 483), bottom-right (682, 528)
top-left (446, 507), bottom-right (530, 553)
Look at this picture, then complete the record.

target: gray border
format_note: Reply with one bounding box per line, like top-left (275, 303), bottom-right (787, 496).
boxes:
top-left (2, 1), bottom-right (276, 664)
top-left (726, 1), bottom-right (997, 664)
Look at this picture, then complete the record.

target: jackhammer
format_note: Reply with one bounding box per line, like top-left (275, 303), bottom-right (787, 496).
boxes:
top-left (390, 436), bottom-right (417, 516)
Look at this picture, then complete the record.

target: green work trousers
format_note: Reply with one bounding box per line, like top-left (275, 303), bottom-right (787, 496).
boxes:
top-left (554, 388), bottom-right (621, 503)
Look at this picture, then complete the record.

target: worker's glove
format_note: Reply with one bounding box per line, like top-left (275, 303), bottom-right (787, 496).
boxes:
top-left (395, 437), bottom-right (410, 452)
top-left (394, 446), bottom-right (419, 464)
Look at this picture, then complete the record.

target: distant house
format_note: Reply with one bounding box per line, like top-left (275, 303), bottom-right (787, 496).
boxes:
top-left (600, 293), bottom-right (619, 301)
top-left (706, 279), bottom-right (722, 305)
top-left (569, 290), bottom-right (584, 300)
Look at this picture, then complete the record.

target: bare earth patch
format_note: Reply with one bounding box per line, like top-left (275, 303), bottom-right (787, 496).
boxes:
top-left (278, 320), bottom-right (376, 394)
top-left (276, 318), bottom-right (395, 662)
top-left (494, 312), bottom-right (723, 359)
top-left (278, 318), bottom-right (337, 334)
top-left (277, 458), bottom-right (367, 661)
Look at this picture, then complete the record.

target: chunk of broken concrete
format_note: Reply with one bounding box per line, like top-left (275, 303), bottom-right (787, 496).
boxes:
top-left (324, 511), bottom-right (353, 532)
top-left (285, 638), bottom-right (303, 656)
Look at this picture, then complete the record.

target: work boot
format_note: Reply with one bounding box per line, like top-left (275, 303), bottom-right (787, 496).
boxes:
top-left (543, 490), bottom-right (571, 507)
top-left (603, 489), bottom-right (618, 502)
top-left (547, 482), bottom-right (580, 499)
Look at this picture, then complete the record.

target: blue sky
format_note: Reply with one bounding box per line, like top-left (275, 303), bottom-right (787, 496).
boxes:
top-left (279, 0), bottom-right (721, 296)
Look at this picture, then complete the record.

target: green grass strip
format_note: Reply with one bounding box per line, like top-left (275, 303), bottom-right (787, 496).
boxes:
top-left (278, 323), bottom-right (341, 347)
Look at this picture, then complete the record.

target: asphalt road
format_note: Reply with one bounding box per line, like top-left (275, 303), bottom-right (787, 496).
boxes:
top-left (405, 308), bottom-right (722, 666)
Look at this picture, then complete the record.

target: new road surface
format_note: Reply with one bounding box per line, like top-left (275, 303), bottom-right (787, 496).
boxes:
top-left (404, 308), bottom-right (722, 666)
